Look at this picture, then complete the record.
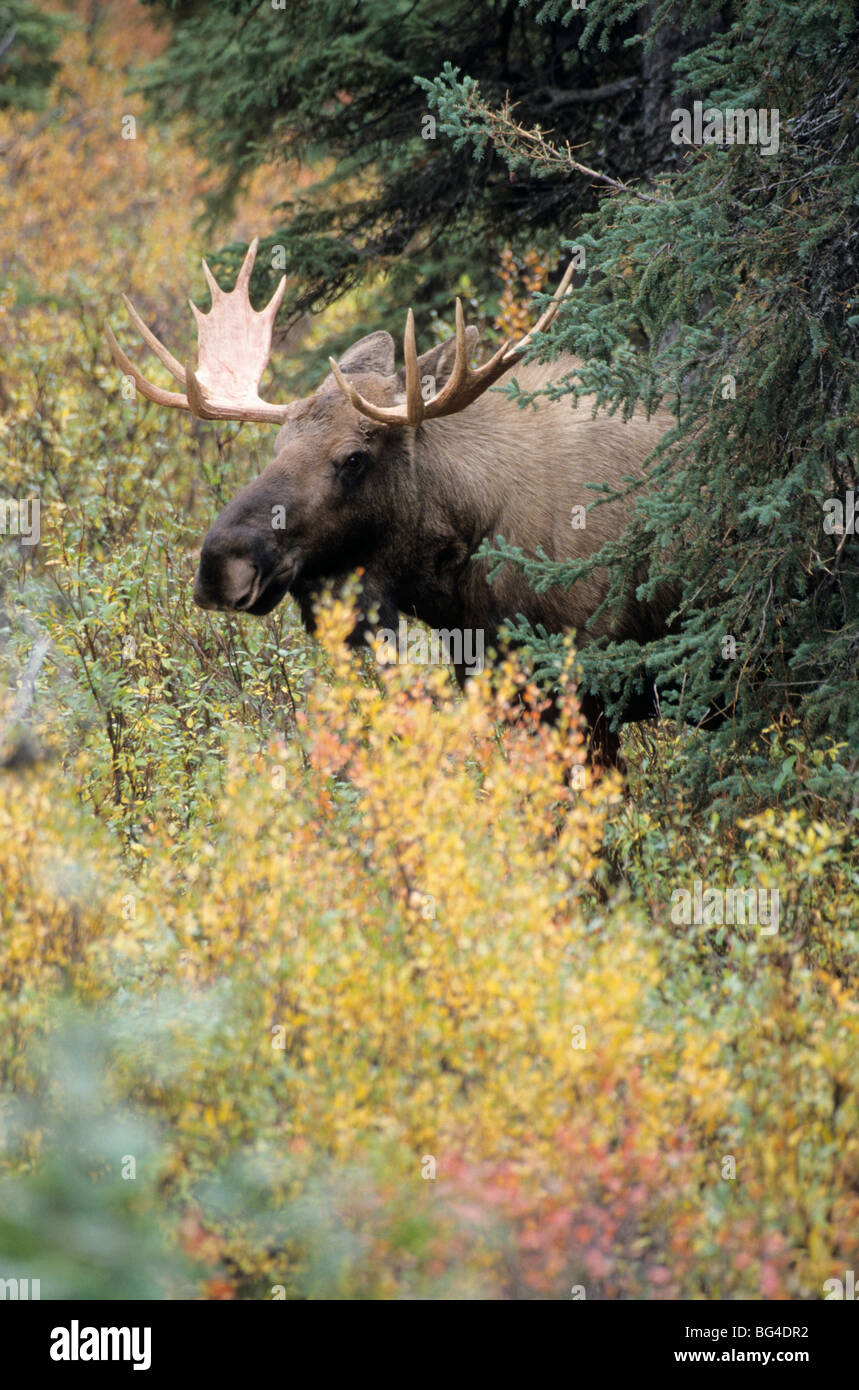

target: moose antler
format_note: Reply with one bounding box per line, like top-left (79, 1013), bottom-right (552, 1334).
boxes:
top-left (106, 238), bottom-right (290, 424)
top-left (328, 259), bottom-right (576, 427)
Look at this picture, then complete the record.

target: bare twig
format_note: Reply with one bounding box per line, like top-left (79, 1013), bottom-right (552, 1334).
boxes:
top-left (532, 78), bottom-right (640, 108)
top-left (462, 89), bottom-right (668, 205)
top-left (0, 27), bottom-right (17, 62)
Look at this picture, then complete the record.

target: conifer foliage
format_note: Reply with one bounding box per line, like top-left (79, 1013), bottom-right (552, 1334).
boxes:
top-left (0, 1), bottom-right (69, 110)
top-left (423, 1), bottom-right (859, 808)
top-left (138, 0), bottom-right (686, 332)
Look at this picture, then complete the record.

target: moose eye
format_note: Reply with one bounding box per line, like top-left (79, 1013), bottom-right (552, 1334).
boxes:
top-left (336, 450), bottom-right (371, 481)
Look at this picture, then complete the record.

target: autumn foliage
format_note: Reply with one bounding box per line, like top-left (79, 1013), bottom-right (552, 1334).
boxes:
top-left (1, 3), bottom-right (858, 1301)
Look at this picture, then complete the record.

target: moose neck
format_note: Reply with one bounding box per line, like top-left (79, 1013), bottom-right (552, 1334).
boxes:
top-left (383, 381), bottom-right (540, 636)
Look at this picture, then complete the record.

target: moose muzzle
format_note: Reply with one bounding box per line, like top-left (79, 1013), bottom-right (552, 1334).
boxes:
top-left (194, 526), bottom-right (292, 615)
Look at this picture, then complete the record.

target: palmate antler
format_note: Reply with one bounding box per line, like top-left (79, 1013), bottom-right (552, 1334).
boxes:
top-left (328, 259), bottom-right (576, 426)
top-left (106, 238), bottom-right (291, 424)
top-left (109, 241), bottom-right (574, 429)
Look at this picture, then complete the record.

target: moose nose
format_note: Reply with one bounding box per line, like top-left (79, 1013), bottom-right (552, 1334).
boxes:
top-left (232, 568), bottom-right (260, 610)
top-left (194, 549), bottom-right (262, 611)
top-left (192, 568), bottom-right (218, 610)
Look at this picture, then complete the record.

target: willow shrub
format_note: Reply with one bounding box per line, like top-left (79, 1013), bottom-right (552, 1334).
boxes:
top-left (2, 595), bottom-right (858, 1298)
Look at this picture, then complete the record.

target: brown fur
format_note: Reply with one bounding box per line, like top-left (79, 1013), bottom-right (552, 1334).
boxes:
top-left (193, 331), bottom-right (674, 758)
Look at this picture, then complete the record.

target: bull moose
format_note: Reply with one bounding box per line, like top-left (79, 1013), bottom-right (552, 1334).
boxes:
top-left (107, 240), bottom-right (674, 761)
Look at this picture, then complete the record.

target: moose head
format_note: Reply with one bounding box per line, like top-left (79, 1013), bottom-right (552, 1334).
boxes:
top-left (108, 239), bottom-right (574, 617)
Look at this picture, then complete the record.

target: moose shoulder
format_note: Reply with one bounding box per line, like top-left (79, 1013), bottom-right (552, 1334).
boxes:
top-left (107, 240), bottom-right (674, 761)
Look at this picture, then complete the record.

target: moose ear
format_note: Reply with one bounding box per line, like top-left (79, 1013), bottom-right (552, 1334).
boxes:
top-left (336, 331), bottom-right (396, 378)
top-left (409, 325), bottom-right (481, 391)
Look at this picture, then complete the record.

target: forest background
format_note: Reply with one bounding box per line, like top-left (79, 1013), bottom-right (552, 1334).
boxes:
top-left (0, 0), bottom-right (857, 1299)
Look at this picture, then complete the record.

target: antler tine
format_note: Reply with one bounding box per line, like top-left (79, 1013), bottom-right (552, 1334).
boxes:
top-left (328, 257), bottom-right (573, 429)
top-left (235, 236), bottom-right (259, 291)
top-left (260, 273), bottom-right (288, 326)
top-left (403, 309), bottom-right (425, 424)
top-left (107, 236), bottom-right (292, 424)
top-left (423, 298), bottom-right (471, 411)
top-left (508, 259), bottom-right (576, 356)
top-left (327, 304), bottom-right (427, 425)
top-left (121, 294), bottom-right (186, 385)
top-left (421, 258), bottom-right (572, 418)
top-left (198, 236), bottom-right (260, 306)
top-left (105, 323), bottom-right (189, 409)
top-left (200, 259), bottom-right (223, 304)
top-left (327, 354), bottom-right (408, 424)
top-left (427, 299), bottom-right (510, 416)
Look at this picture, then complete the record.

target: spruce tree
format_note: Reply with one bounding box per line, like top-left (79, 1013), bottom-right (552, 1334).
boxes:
top-left (0, 1), bottom-right (69, 110)
top-left (139, 0), bottom-right (705, 358)
top-left (423, 0), bottom-right (859, 810)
